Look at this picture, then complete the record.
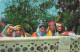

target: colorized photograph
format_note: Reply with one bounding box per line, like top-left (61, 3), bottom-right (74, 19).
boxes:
top-left (0, 0), bottom-right (80, 52)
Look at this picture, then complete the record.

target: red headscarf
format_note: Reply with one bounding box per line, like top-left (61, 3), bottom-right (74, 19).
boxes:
top-left (18, 26), bottom-right (25, 37)
top-left (48, 20), bottom-right (56, 26)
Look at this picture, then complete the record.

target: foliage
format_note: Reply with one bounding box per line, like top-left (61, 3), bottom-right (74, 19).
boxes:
top-left (0, 25), bottom-right (3, 30)
top-left (58, 11), bottom-right (80, 32)
top-left (3, 0), bottom-right (60, 34)
top-left (2, 0), bottom-right (80, 34)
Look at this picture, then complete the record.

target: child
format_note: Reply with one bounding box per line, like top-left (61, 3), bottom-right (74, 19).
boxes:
top-left (32, 24), bottom-right (46, 37)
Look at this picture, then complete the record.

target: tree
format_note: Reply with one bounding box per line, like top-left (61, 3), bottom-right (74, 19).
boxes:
top-left (3, 0), bottom-right (61, 34)
top-left (56, 0), bottom-right (80, 33)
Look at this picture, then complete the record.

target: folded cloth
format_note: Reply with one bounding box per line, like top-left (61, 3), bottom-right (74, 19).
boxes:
top-left (65, 31), bottom-right (78, 40)
top-left (68, 33), bottom-right (78, 40)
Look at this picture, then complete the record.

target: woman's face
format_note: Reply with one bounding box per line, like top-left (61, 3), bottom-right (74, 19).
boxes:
top-left (6, 27), bottom-right (13, 35)
top-left (40, 26), bottom-right (45, 33)
top-left (49, 24), bottom-right (55, 31)
top-left (15, 29), bottom-right (22, 35)
top-left (57, 26), bottom-right (62, 32)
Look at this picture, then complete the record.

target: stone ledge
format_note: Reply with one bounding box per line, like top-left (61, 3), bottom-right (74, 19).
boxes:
top-left (0, 35), bottom-right (79, 41)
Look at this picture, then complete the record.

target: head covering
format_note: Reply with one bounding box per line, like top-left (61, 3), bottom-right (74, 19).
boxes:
top-left (56, 22), bottom-right (65, 31)
top-left (48, 20), bottom-right (56, 26)
top-left (56, 22), bottom-right (63, 27)
top-left (38, 24), bottom-right (45, 28)
top-left (13, 25), bottom-right (25, 37)
top-left (1, 24), bottom-right (13, 35)
top-left (36, 24), bottom-right (46, 37)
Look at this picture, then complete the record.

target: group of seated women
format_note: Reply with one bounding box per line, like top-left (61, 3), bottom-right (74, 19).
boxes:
top-left (0, 20), bottom-right (78, 40)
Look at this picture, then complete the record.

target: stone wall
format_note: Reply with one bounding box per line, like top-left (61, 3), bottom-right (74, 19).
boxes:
top-left (0, 35), bottom-right (80, 52)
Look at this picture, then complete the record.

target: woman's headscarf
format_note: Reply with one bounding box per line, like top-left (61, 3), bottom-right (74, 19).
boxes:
top-left (48, 20), bottom-right (56, 26)
top-left (36, 24), bottom-right (46, 37)
top-left (13, 25), bottom-right (25, 37)
top-left (56, 22), bottom-right (65, 32)
top-left (1, 24), bottom-right (13, 36)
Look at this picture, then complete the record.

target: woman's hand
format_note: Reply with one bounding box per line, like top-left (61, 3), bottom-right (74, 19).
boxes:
top-left (25, 33), bottom-right (31, 37)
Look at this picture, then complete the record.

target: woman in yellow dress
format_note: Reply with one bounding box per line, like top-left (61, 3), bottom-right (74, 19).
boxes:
top-left (46, 20), bottom-right (56, 36)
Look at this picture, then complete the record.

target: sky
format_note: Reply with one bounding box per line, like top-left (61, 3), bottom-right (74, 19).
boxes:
top-left (0, 0), bottom-right (12, 21)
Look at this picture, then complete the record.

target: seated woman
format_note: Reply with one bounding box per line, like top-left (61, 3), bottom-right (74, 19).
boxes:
top-left (1, 24), bottom-right (14, 37)
top-left (46, 20), bottom-right (56, 36)
top-left (32, 24), bottom-right (46, 37)
top-left (56, 22), bottom-right (78, 40)
top-left (55, 22), bottom-right (66, 36)
top-left (14, 25), bottom-right (30, 37)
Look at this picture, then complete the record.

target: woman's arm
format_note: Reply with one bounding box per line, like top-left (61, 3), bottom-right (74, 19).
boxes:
top-left (59, 34), bottom-right (69, 36)
top-left (46, 26), bottom-right (49, 33)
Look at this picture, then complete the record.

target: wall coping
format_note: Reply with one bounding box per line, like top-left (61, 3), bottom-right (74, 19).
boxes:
top-left (0, 35), bottom-right (80, 41)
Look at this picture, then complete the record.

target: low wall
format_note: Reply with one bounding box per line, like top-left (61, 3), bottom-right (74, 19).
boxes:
top-left (0, 35), bottom-right (80, 52)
